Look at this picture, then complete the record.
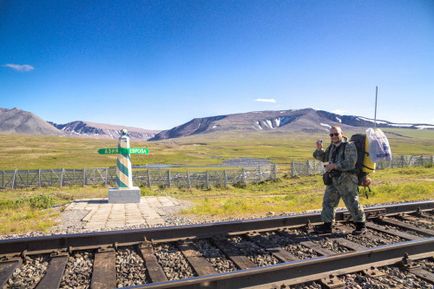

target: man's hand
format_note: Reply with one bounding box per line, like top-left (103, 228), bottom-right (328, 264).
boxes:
top-left (325, 163), bottom-right (337, 172)
top-left (316, 139), bottom-right (323, 150)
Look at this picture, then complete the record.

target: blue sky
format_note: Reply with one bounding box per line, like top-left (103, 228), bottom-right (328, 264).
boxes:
top-left (1, 0), bottom-right (433, 130)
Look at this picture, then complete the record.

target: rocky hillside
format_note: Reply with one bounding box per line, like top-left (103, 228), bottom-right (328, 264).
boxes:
top-left (0, 107), bottom-right (158, 139)
top-left (49, 121), bottom-right (159, 140)
top-left (150, 108), bottom-right (434, 140)
top-left (2, 107), bottom-right (432, 141)
top-left (0, 107), bottom-right (63, 135)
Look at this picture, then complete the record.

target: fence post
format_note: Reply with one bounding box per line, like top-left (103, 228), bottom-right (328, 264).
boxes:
top-left (38, 169), bottom-right (41, 187)
top-left (103, 168), bottom-right (108, 186)
top-left (1, 171), bottom-right (4, 188)
top-left (256, 165), bottom-right (261, 183)
top-left (83, 168), bottom-right (86, 186)
top-left (241, 168), bottom-right (246, 186)
top-left (12, 169), bottom-right (17, 189)
top-left (187, 170), bottom-right (191, 189)
top-left (271, 164), bottom-right (277, 181)
top-left (290, 161), bottom-right (295, 177)
top-left (146, 169), bottom-right (151, 188)
top-left (431, 155), bottom-right (434, 167)
top-left (223, 170), bottom-right (228, 188)
top-left (60, 168), bottom-right (65, 187)
top-left (205, 171), bottom-right (209, 189)
top-left (167, 170), bottom-right (171, 188)
top-left (401, 155), bottom-right (405, 168)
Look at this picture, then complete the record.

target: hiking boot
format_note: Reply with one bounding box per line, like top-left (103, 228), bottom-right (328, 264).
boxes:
top-left (352, 222), bottom-right (367, 235)
top-left (314, 222), bottom-right (332, 234)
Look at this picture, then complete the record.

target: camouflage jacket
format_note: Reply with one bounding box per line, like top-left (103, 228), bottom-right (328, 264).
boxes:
top-left (313, 141), bottom-right (358, 172)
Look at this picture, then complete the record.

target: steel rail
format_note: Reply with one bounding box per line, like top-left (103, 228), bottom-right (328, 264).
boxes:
top-left (0, 200), bottom-right (433, 256)
top-left (129, 238), bottom-right (434, 289)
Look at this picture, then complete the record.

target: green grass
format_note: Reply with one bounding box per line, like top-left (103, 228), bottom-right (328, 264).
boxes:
top-left (0, 186), bottom-right (107, 234)
top-left (182, 166), bottom-right (434, 219)
top-left (0, 167), bottom-right (432, 234)
top-left (0, 129), bottom-right (433, 234)
top-left (0, 207), bottom-right (58, 235)
top-left (1, 128), bottom-right (434, 170)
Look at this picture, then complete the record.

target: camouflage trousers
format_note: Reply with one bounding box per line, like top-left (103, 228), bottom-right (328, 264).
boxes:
top-left (321, 173), bottom-right (366, 223)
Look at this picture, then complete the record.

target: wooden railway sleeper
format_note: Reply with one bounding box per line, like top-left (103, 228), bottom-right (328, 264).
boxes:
top-left (398, 254), bottom-right (434, 284)
top-left (400, 213), bottom-right (431, 223)
top-left (408, 267), bottom-right (434, 284)
top-left (35, 254), bottom-right (69, 289)
top-left (244, 232), bottom-right (298, 262)
top-left (91, 248), bottom-right (117, 289)
top-left (380, 216), bottom-right (434, 236)
top-left (299, 240), bottom-right (336, 256)
top-left (211, 236), bottom-right (258, 270)
top-left (0, 257), bottom-right (22, 288)
top-left (139, 241), bottom-right (168, 283)
top-left (177, 241), bottom-right (216, 276)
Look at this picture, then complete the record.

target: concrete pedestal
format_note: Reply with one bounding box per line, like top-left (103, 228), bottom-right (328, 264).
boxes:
top-left (108, 187), bottom-right (141, 203)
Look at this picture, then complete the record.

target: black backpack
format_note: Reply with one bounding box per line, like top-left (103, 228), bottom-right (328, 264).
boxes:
top-left (326, 135), bottom-right (374, 187)
top-left (349, 134), bottom-right (374, 189)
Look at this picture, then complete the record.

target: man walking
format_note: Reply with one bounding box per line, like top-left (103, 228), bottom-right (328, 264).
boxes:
top-left (313, 126), bottom-right (366, 235)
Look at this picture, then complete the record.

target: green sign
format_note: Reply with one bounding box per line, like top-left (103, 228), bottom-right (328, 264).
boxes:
top-left (98, 148), bottom-right (119, 154)
top-left (98, 148), bottom-right (149, 155)
top-left (130, 148), bottom-right (149, 154)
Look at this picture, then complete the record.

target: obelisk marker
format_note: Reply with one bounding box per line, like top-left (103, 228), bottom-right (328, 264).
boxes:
top-left (98, 129), bottom-right (149, 203)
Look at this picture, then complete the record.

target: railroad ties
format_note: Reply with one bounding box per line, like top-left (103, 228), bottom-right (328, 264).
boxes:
top-left (1, 201), bottom-right (434, 288)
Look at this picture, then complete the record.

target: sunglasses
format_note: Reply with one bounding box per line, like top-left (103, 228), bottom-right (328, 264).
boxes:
top-left (329, 133), bottom-right (340, 137)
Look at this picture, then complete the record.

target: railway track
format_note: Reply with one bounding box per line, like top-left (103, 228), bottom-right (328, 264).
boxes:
top-left (1, 201), bottom-right (434, 289)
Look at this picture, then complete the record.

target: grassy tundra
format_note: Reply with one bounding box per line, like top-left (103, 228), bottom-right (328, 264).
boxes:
top-left (0, 128), bottom-right (434, 170)
top-left (0, 128), bottom-right (433, 234)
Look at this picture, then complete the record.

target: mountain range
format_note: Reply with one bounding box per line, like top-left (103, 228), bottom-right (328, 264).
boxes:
top-left (1, 107), bottom-right (433, 140)
top-left (0, 107), bottom-right (62, 135)
top-left (149, 108), bottom-right (434, 140)
top-left (0, 108), bottom-right (158, 140)
top-left (49, 120), bottom-right (158, 140)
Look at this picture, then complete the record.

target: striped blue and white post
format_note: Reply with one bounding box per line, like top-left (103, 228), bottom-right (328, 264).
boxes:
top-left (97, 129), bottom-right (149, 203)
top-left (116, 129), bottom-right (133, 188)
top-left (108, 129), bottom-right (141, 203)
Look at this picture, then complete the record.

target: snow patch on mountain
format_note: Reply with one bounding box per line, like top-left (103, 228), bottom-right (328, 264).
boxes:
top-left (416, 125), bottom-right (434, 129)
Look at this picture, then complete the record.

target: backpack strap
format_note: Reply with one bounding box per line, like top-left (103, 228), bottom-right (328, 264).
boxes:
top-left (341, 142), bottom-right (347, 160)
top-left (331, 142), bottom-right (347, 163)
